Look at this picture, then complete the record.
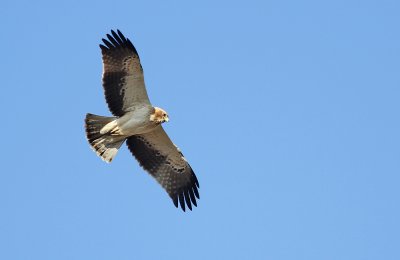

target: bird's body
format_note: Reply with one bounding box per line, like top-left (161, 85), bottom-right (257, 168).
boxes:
top-left (100, 106), bottom-right (156, 136)
top-left (84, 30), bottom-right (199, 211)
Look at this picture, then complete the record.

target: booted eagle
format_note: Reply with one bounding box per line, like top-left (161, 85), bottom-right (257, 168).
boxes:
top-left (85, 30), bottom-right (199, 211)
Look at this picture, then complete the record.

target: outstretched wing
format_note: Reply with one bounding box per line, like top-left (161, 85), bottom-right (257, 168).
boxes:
top-left (100, 30), bottom-right (151, 117)
top-left (126, 126), bottom-right (200, 211)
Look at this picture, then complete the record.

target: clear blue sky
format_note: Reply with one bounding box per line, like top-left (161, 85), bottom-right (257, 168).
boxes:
top-left (1, 0), bottom-right (399, 259)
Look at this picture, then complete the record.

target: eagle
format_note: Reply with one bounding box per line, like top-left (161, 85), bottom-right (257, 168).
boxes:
top-left (84, 30), bottom-right (199, 211)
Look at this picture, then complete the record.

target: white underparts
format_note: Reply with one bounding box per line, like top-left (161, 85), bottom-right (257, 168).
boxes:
top-left (100, 120), bottom-right (119, 135)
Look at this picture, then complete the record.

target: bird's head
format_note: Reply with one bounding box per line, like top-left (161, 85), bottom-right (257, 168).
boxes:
top-left (150, 107), bottom-right (169, 124)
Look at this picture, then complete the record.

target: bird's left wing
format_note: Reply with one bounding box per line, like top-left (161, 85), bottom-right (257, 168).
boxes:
top-left (126, 126), bottom-right (200, 211)
top-left (100, 30), bottom-right (151, 117)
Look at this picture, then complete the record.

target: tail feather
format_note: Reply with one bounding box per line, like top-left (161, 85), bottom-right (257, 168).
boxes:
top-left (85, 113), bottom-right (126, 163)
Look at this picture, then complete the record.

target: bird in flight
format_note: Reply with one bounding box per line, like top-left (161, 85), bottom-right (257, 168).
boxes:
top-left (85, 30), bottom-right (199, 211)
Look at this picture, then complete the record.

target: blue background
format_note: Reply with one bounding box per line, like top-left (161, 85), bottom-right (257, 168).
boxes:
top-left (2, 1), bottom-right (399, 259)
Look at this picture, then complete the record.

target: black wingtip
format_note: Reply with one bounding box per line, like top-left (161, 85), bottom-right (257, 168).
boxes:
top-left (188, 189), bottom-right (197, 207)
top-left (173, 196), bottom-right (179, 208)
top-left (111, 30), bottom-right (123, 45)
top-left (117, 29), bottom-right (126, 41)
top-left (99, 44), bottom-right (108, 51)
top-left (184, 190), bottom-right (193, 211)
top-left (102, 38), bottom-right (114, 49)
top-left (173, 169), bottom-right (200, 211)
top-left (99, 29), bottom-right (138, 56)
top-left (193, 185), bottom-right (200, 199)
top-left (106, 33), bottom-right (119, 46)
top-left (173, 185), bottom-right (199, 211)
top-left (192, 172), bottom-right (200, 188)
top-left (126, 38), bottom-right (138, 55)
top-left (179, 193), bottom-right (186, 212)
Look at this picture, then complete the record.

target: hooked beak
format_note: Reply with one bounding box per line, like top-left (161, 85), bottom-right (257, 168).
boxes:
top-left (164, 116), bottom-right (169, 122)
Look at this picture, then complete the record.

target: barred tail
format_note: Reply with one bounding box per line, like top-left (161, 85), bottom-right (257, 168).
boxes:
top-left (84, 113), bottom-right (126, 163)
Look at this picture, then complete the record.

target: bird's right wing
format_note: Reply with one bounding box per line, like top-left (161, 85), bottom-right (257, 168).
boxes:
top-left (100, 30), bottom-right (151, 117)
top-left (126, 126), bottom-right (200, 211)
